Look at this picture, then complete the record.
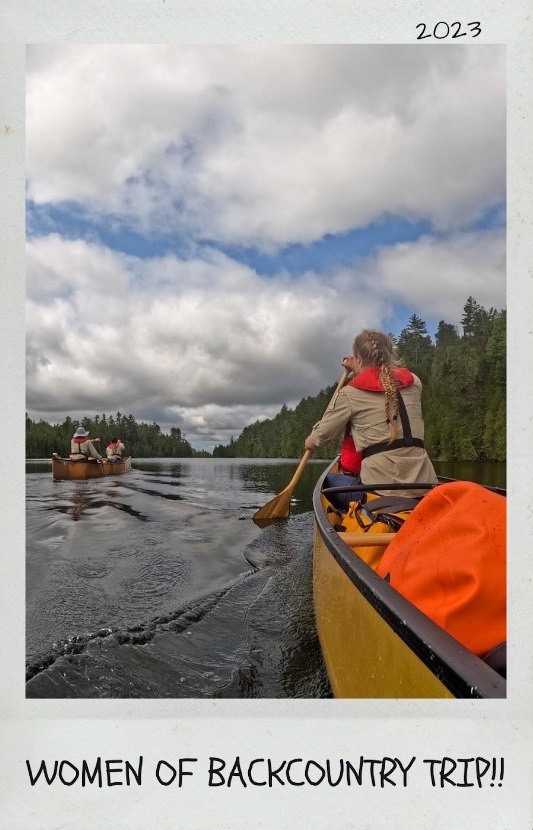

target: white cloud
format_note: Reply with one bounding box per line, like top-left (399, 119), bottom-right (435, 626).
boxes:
top-left (358, 229), bottom-right (506, 323)
top-left (26, 45), bottom-right (505, 250)
top-left (26, 228), bottom-right (505, 448)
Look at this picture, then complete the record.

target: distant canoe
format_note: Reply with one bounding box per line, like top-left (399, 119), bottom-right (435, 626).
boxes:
top-left (51, 455), bottom-right (132, 481)
top-left (313, 460), bottom-right (506, 699)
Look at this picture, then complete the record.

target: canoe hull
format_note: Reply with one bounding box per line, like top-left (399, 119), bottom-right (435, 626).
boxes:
top-left (52, 456), bottom-right (132, 481)
top-left (312, 463), bottom-right (506, 699)
top-left (313, 525), bottom-right (454, 698)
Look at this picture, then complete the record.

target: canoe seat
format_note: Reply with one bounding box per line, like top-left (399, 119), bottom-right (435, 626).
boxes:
top-left (481, 642), bottom-right (506, 678)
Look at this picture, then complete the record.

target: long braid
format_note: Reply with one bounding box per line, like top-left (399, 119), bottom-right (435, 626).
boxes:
top-left (353, 330), bottom-right (400, 441)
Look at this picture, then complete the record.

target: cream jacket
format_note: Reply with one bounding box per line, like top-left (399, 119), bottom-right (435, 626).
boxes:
top-left (310, 374), bottom-right (437, 497)
top-left (70, 438), bottom-right (102, 460)
top-left (106, 441), bottom-right (125, 459)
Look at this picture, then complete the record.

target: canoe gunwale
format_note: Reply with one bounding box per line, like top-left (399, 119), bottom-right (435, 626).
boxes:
top-left (313, 461), bottom-right (506, 699)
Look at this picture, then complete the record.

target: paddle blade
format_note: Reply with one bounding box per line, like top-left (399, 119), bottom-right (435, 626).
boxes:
top-left (252, 487), bottom-right (293, 526)
top-left (252, 450), bottom-right (313, 526)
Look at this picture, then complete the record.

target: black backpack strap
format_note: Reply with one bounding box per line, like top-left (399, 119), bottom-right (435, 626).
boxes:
top-left (362, 495), bottom-right (422, 516)
top-left (361, 391), bottom-right (425, 459)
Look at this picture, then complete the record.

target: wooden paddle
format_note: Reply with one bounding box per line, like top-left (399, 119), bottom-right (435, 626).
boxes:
top-left (87, 438), bottom-right (106, 474)
top-left (252, 368), bottom-right (350, 525)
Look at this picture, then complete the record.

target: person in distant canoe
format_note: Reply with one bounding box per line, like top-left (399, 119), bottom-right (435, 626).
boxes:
top-left (305, 329), bottom-right (437, 504)
top-left (69, 426), bottom-right (102, 461)
top-left (106, 437), bottom-right (125, 462)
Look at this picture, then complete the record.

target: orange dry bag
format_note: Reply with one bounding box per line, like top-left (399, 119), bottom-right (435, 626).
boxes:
top-left (376, 481), bottom-right (506, 657)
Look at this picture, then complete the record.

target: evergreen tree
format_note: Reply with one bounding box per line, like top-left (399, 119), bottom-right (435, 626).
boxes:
top-left (435, 321), bottom-right (459, 348)
top-left (397, 314), bottom-right (434, 382)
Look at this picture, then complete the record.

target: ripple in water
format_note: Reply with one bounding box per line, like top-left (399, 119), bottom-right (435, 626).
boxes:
top-left (26, 461), bottom-right (331, 698)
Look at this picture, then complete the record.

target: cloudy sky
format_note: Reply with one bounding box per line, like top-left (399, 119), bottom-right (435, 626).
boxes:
top-left (26, 44), bottom-right (506, 451)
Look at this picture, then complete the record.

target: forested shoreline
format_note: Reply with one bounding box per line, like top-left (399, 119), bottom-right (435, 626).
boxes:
top-left (26, 297), bottom-right (505, 463)
top-left (213, 297), bottom-right (506, 462)
top-left (25, 412), bottom-right (203, 459)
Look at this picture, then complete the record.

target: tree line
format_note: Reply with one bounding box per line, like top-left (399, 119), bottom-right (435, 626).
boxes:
top-left (25, 411), bottom-right (201, 459)
top-left (26, 297), bottom-right (505, 463)
top-left (213, 297), bottom-right (506, 462)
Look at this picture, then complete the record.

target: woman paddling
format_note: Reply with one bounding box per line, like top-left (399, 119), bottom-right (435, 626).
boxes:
top-left (69, 426), bottom-right (102, 462)
top-left (106, 437), bottom-right (125, 462)
top-left (304, 329), bottom-right (437, 504)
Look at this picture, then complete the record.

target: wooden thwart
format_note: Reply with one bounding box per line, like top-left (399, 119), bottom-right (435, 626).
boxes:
top-left (338, 532), bottom-right (394, 548)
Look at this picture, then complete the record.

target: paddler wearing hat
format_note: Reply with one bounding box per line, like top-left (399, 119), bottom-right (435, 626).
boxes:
top-left (69, 426), bottom-right (103, 461)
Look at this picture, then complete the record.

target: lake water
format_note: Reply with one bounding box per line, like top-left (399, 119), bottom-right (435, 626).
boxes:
top-left (26, 458), bottom-right (332, 699)
top-left (25, 457), bottom-right (505, 698)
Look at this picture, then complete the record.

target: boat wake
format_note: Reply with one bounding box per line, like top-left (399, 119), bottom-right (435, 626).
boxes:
top-left (25, 513), bottom-right (330, 699)
top-left (25, 573), bottom-right (254, 692)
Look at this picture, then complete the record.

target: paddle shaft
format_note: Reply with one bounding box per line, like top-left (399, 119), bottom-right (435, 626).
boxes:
top-left (284, 449), bottom-right (312, 490)
top-left (279, 366), bottom-right (350, 488)
top-left (252, 367), bottom-right (350, 522)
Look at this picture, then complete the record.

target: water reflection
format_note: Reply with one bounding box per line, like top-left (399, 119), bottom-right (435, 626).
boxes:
top-left (433, 460), bottom-right (506, 489)
top-left (42, 481), bottom-right (151, 522)
top-left (29, 456), bottom-right (505, 496)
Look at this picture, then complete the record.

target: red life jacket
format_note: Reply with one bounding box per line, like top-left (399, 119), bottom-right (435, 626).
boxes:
top-left (340, 433), bottom-right (362, 475)
top-left (348, 366), bottom-right (415, 393)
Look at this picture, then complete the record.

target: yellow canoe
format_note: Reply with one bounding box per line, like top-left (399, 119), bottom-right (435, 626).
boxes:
top-left (52, 455), bottom-right (132, 481)
top-left (312, 461), bottom-right (506, 699)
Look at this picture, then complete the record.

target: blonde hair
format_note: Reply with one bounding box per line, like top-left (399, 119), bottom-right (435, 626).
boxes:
top-left (353, 329), bottom-right (400, 441)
